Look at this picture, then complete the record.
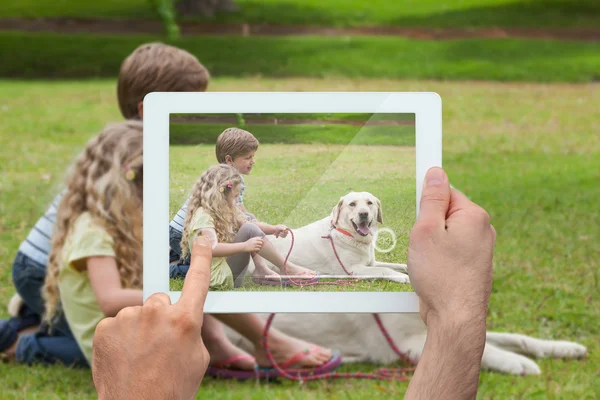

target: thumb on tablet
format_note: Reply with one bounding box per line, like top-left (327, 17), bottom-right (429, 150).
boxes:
top-left (417, 167), bottom-right (451, 229)
top-left (178, 235), bottom-right (212, 315)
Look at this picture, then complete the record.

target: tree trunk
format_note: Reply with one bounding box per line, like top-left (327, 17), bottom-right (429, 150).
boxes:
top-left (176, 0), bottom-right (239, 17)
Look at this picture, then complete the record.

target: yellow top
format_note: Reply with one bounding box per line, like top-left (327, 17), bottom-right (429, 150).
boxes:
top-left (187, 208), bottom-right (234, 290)
top-left (58, 212), bottom-right (115, 366)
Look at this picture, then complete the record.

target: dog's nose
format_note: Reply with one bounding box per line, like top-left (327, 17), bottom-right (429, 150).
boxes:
top-left (359, 211), bottom-right (369, 219)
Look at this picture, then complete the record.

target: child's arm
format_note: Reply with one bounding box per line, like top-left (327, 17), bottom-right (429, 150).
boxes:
top-left (85, 256), bottom-right (143, 317)
top-left (212, 242), bottom-right (250, 257)
top-left (250, 221), bottom-right (289, 238)
top-left (198, 227), bottom-right (263, 257)
top-left (237, 207), bottom-right (286, 237)
top-left (253, 221), bottom-right (276, 235)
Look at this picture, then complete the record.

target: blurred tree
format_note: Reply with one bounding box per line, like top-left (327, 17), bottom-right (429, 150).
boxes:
top-left (150, 0), bottom-right (180, 40)
top-left (176, 0), bottom-right (239, 17)
top-left (150, 0), bottom-right (240, 40)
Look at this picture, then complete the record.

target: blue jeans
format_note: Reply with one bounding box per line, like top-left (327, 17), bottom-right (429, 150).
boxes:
top-left (11, 251), bottom-right (88, 368)
top-left (169, 222), bottom-right (262, 287)
top-left (169, 227), bottom-right (191, 278)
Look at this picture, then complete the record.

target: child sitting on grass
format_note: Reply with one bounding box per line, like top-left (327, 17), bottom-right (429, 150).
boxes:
top-left (169, 127), bottom-right (313, 286)
top-left (180, 164), bottom-right (319, 289)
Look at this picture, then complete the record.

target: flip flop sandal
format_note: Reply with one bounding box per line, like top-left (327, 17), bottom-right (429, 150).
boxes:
top-left (252, 276), bottom-right (294, 286)
top-left (258, 346), bottom-right (343, 379)
top-left (280, 272), bottom-right (321, 284)
top-left (252, 274), bottom-right (321, 286)
top-left (206, 354), bottom-right (259, 381)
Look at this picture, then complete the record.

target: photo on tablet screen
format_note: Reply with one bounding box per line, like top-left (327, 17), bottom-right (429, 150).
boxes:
top-left (168, 112), bottom-right (416, 293)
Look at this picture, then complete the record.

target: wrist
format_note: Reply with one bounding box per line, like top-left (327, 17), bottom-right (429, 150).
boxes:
top-left (426, 311), bottom-right (487, 360)
top-left (428, 309), bottom-right (486, 335)
top-left (405, 310), bottom-right (487, 400)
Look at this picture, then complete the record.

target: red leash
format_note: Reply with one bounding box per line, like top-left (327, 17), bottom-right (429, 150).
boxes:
top-left (261, 227), bottom-right (417, 383)
top-left (279, 228), bottom-right (358, 287)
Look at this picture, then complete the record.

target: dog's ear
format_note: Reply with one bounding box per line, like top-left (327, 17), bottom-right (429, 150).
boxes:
top-left (376, 198), bottom-right (383, 224)
top-left (331, 198), bottom-right (344, 225)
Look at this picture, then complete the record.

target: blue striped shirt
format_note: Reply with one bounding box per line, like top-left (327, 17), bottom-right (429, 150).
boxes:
top-left (18, 192), bottom-right (63, 266)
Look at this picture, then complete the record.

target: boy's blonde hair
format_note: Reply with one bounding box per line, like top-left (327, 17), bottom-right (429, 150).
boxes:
top-left (117, 42), bottom-right (210, 119)
top-left (180, 164), bottom-right (243, 262)
top-left (43, 121), bottom-right (144, 323)
top-left (215, 127), bottom-right (259, 163)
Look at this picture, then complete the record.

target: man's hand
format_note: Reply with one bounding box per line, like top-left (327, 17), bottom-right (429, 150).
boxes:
top-left (408, 167), bottom-right (495, 327)
top-left (405, 167), bottom-right (495, 400)
top-left (273, 224), bottom-right (289, 238)
top-left (92, 236), bottom-right (213, 400)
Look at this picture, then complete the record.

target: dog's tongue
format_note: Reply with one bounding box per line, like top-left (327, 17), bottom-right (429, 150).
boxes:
top-left (357, 223), bottom-right (371, 235)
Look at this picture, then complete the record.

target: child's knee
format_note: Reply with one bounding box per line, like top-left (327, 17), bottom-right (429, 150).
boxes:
top-left (239, 222), bottom-right (265, 238)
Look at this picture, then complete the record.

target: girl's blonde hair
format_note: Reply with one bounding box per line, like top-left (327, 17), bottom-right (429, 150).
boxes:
top-left (43, 120), bottom-right (144, 324)
top-left (180, 164), bottom-right (243, 261)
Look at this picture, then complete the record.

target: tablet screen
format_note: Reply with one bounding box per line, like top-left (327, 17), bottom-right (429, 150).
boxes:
top-left (168, 112), bottom-right (416, 294)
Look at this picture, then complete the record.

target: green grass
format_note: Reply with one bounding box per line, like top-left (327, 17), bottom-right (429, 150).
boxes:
top-left (170, 275), bottom-right (414, 292)
top-left (0, 77), bottom-right (598, 398)
top-left (1, 0), bottom-right (599, 28)
top-left (170, 123), bottom-right (416, 146)
top-left (1, 31), bottom-right (600, 82)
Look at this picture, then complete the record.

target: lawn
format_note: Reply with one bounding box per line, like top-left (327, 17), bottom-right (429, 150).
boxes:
top-left (169, 121), bottom-right (416, 146)
top-left (2, 31), bottom-right (600, 82)
top-left (0, 77), bottom-right (597, 398)
top-left (1, 0), bottom-right (599, 29)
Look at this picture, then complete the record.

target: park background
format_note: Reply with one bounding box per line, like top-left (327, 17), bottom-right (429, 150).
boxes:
top-left (0, 0), bottom-right (598, 398)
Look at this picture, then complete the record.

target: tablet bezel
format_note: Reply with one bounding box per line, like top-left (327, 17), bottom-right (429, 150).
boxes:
top-left (143, 92), bottom-right (441, 313)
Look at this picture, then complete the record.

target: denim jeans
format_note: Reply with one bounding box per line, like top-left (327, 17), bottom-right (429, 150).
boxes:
top-left (11, 251), bottom-right (88, 368)
top-left (169, 222), bottom-right (264, 288)
top-left (169, 227), bottom-right (191, 279)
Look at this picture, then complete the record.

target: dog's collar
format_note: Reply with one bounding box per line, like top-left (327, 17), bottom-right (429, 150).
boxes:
top-left (329, 221), bottom-right (354, 238)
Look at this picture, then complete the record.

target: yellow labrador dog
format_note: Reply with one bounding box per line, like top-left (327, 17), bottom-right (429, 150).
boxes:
top-left (267, 192), bottom-right (410, 283)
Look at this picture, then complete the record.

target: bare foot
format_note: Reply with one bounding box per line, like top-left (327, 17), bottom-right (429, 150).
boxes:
top-left (254, 333), bottom-right (332, 369)
top-left (252, 255), bottom-right (283, 281)
top-left (252, 270), bottom-right (282, 282)
top-left (280, 263), bottom-right (318, 279)
top-left (204, 334), bottom-right (256, 370)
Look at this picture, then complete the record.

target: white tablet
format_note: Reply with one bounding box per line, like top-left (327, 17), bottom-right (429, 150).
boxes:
top-left (143, 92), bottom-right (441, 313)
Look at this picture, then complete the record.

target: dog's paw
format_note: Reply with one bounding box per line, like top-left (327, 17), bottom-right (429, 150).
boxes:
top-left (486, 353), bottom-right (542, 375)
top-left (532, 341), bottom-right (588, 359)
top-left (389, 273), bottom-right (410, 284)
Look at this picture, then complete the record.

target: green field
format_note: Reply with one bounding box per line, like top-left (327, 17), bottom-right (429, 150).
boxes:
top-left (1, 78), bottom-right (598, 398)
top-left (1, 0), bottom-right (599, 28)
top-left (170, 123), bottom-right (416, 146)
top-left (2, 31), bottom-right (599, 82)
